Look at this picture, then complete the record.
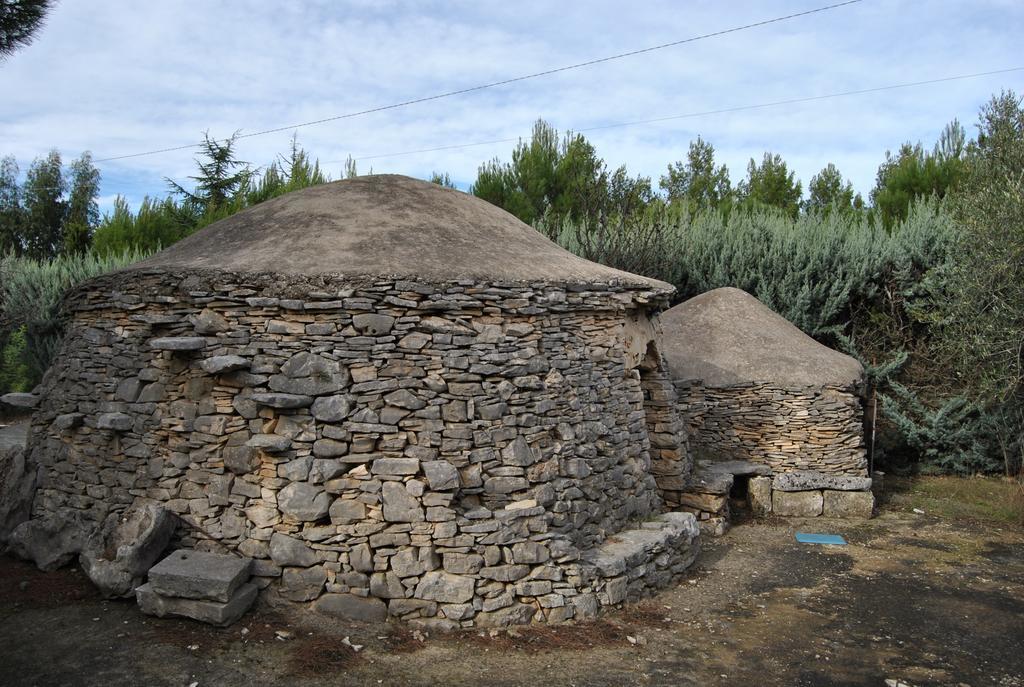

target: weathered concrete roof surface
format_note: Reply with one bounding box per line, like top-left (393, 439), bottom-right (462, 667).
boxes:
top-left (659, 287), bottom-right (863, 387)
top-left (132, 175), bottom-right (670, 289)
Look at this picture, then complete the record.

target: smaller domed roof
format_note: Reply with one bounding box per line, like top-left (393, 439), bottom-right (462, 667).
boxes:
top-left (131, 175), bottom-right (670, 289)
top-left (659, 287), bottom-right (862, 388)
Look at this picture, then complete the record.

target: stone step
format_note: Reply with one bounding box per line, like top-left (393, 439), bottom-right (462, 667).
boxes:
top-left (581, 512), bottom-right (699, 579)
top-left (137, 581), bottom-right (257, 627)
top-left (148, 550), bottom-right (251, 603)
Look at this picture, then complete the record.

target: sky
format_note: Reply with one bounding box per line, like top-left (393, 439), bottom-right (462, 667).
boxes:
top-left (2, 0), bottom-right (1022, 214)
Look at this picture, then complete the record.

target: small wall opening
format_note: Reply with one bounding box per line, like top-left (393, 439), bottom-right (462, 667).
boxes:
top-left (729, 474), bottom-right (751, 513)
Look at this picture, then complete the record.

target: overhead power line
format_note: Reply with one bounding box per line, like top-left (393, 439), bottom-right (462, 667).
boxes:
top-left (94, 0), bottom-right (864, 163)
top-left (345, 67), bottom-right (1024, 162)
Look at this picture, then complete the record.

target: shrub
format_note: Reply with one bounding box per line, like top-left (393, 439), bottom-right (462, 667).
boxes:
top-left (0, 248), bottom-right (149, 385)
top-left (0, 326), bottom-right (30, 393)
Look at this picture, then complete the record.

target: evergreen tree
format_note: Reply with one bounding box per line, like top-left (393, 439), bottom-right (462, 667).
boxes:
top-left (168, 131), bottom-right (251, 215)
top-left (21, 149), bottom-right (65, 259)
top-left (871, 120), bottom-right (966, 228)
top-left (0, 155), bottom-right (22, 255)
top-left (90, 196), bottom-right (191, 257)
top-left (804, 163), bottom-right (862, 214)
top-left (471, 119), bottom-right (651, 229)
top-left (737, 152), bottom-right (803, 219)
top-left (63, 152), bottom-right (100, 255)
top-left (343, 155), bottom-right (359, 179)
top-left (945, 91), bottom-right (1024, 404)
top-left (659, 136), bottom-right (732, 212)
top-left (429, 172), bottom-right (457, 189)
top-left (0, 0), bottom-right (54, 58)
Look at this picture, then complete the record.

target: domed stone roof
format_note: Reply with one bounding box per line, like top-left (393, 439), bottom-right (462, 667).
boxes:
top-left (133, 174), bottom-right (670, 289)
top-left (659, 287), bottom-right (863, 388)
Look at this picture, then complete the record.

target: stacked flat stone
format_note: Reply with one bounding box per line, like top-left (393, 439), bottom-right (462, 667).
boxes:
top-left (659, 287), bottom-right (870, 504)
top-left (137, 549), bottom-right (256, 626)
top-left (674, 380), bottom-right (866, 475)
top-left (17, 176), bottom-right (700, 627)
top-left (23, 273), bottom-right (697, 627)
top-left (671, 460), bottom-right (874, 532)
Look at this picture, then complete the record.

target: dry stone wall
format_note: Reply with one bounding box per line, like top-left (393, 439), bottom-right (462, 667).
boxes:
top-left (674, 380), bottom-right (866, 475)
top-left (22, 270), bottom-right (697, 627)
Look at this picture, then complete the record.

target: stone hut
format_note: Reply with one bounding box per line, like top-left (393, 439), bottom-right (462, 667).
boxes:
top-left (659, 287), bottom-right (873, 525)
top-left (14, 175), bottom-right (698, 627)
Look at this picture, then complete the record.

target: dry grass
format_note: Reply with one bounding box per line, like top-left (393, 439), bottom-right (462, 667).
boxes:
top-left (881, 475), bottom-right (1024, 526)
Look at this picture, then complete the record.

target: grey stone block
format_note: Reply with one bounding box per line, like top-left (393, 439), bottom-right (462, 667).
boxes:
top-left (97, 413), bottom-right (133, 431)
top-left (0, 447), bottom-right (37, 547)
top-left (9, 511), bottom-right (95, 571)
top-left (475, 602), bottom-right (536, 627)
top-left (200, 355), bottom-right (250, 375)
top-left (149, 337), bottom-right (206, 351)
top-left (371, 457), bottom-right (420, 475)
top-left (748, 476), bottom-right (773, 516)
top-left (351, 313), bottom-right (395, 335)
top-left (249, 393), bottom-right (314, 409)
top-left (148, 549), bottom-right (251, 603)
top-left (381, 481), bottom-right (424, 522)
top-left (189, 308), bottom-right (230, 334)
top-left (0, 392), bottom-right (39, 409)
top-left (703, 460), bottom-right (773, 476)
top-left (772, 470), bottom-right (872, 492)
top-left (329, 498), bottom-right (366, 525)
top-left (278, 482), bottom-right (331, 521)
top-left (772, 490), bottom-right (824, 517)
top-left (311, 395), bottom-right (352, 422)
top-left (313, 593), bottom-right (387, 622)
top-left (281, 566), bottom-right (326, 601)
top-left (80, 504), bottom-right (176, 598)
top-left (414, 570), bottom-right (475, 603)
top-left (136, 581), bottom-right (257, 627)
top-left (269, 532), bottom-right (318, 567)
top-left (247, 434), bottom-right (292, 452)
top-left (422, 461), bottom-right (459, 491)
top-left (312, 439), bottom-right (349, 458)
top-left (823, 489), bottom-right (874, 518)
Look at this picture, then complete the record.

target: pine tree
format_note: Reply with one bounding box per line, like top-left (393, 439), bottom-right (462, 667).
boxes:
top-left (168, 132), bottom-right (251, 215)
top-left (660, 137), bottom-right (732, 212)
top-left (0, 0), bottom-right (54, 58)
top-left (737, 152), bottom-right (802, 219)
top-left (804, 163), bottom-right (860, 215)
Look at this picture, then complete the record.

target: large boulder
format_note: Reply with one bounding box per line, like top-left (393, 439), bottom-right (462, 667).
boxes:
top-left (79, 504), bottom-right (177, 598)
top-left (9, 510), bottom-right (96, 571)
top-left (0, 446), bottom-right (38, 547)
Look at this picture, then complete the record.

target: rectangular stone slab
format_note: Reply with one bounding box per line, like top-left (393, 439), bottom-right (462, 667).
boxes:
top-left (772, 470), bottom-right (872, 492)
top-left (136, 582), bottom-right (257, 627)
top-left (148, 550), bottom-right (251, 603)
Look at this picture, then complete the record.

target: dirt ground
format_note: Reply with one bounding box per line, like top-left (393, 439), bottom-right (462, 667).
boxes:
top-left (1, 487), bottom-right (1021, 687)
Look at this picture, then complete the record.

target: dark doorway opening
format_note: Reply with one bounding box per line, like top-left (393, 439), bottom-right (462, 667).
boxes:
top-left (730, 473), bottom-right (752, 515)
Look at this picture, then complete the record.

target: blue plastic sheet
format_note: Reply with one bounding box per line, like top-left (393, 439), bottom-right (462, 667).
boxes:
top-left (795, 532), bottom-right (847, 545)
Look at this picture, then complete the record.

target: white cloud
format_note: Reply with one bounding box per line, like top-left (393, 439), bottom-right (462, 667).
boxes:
top-left (1, 0), bottom-right (1021, 213)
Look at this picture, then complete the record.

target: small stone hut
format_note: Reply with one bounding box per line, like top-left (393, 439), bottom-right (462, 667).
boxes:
top-left (659, 287), bottom-right (872, 523)
top-left (17, 175), bottom-right (698, 627)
